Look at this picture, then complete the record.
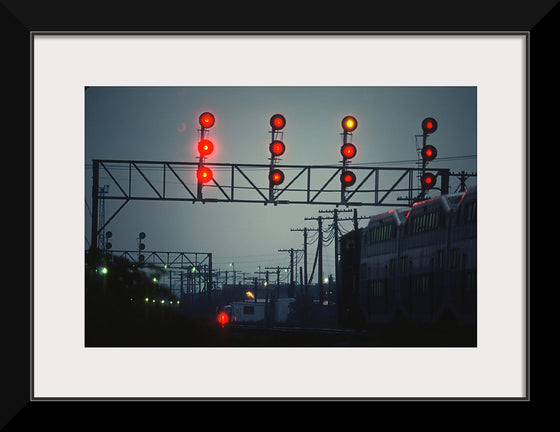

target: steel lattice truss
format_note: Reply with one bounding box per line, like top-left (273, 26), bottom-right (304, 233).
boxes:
top-left (108, 249), bottom-right (213, 293)
top-left (90, 159), bottom-right (474, 243)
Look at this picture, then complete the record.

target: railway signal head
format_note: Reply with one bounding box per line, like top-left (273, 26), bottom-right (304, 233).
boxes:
top-left (421, 172), bottom-right (437, 190)
top-left (199, 112), bottom-right (215, 129)
top-left (421, 117), bottom-right (438, 135)
top-left (421, 144), bottom-right (438, 162)
top-left (341, 115), bottom-right (358, 132)
top-left (197, 139), bottom-right (214, 157)
top-left (340, 171), bottom-right (356, 187)
top-left (269, 140), bottom-right (286, 157)
top-left (269, 168), bottom-right (285, 186)
top-left (270, 114), bottom-right (286, 130)
top-left (340, 142), bottom-right (357, 160)
top-left (197, 166), bottom-right (213, 183)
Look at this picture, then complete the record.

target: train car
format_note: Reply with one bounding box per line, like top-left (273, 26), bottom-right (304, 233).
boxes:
top-left (398, 192), bottom-right (462, 324)
top-left (347, 187), bottom-right (476, 328)
top-left (358, 208), bottom-right (408, 324)
top-left (339, 228), bottom-right (363, 327)
top-left (448, 186), bottom-right (477, 325)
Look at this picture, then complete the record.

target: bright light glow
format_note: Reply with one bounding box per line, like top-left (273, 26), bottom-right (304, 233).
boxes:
top-left (145, 297), bottom-right (149, 302)
top-left (199, 112), bottom-right (215, 128)
top-left (421, 173), bottom-right (436, 189)
top-left (270, 140), bottom-right (285, 156)
top-left (100, 267), bottom-right (108, 274)
top-left (270, 114), bottom-right (286, 130)
top-left (341, 143), bottom-right (357, 159)
top-left (197, 139), bottom-right (214, 157)
top-left (197, 166), bottom-right (213, 183)
top-left (341, 171), bottom-right (356, 187)
top-left (422, 117), bottom-right (438, 134)
top-left (341, 115), bottom-right (358, 131)
top-left (246, 291), bottom-right (255, 299)
top-left (269, 169), bottom-right (285, 185)
top-left (218, 312), bottom-right (229, 325)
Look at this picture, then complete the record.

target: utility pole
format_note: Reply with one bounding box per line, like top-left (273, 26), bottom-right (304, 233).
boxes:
top-left (278, 248), bottom-right (302, 297)
top-left (291, 226), bottom-right (318, 296)
top-left (265, 265), bottom-right (289, 298)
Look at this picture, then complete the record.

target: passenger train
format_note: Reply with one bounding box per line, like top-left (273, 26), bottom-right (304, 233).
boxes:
top-left (339, 186), bottom-right (476, 329)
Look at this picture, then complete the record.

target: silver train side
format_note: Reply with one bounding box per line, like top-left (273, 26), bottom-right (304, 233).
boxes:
top-left (339, 186), bottom-right (476, 328)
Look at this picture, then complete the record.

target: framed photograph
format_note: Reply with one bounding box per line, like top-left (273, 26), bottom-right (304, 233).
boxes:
top-left (32, 34), bottom-right (525, 399)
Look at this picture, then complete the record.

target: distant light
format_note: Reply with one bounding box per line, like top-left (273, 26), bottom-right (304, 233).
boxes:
top-left (100, 267), bottom-right (108, 275)
top-left (218, 312), bottom-right (229, 325)
top-left (161, 300), bottom-right (165, 304)
top-left (152, 277), bottom-right (158, 283)
top-left (145, 297), bottom-right (149, 302)
top-left (246, 291), bottom-right (255, 299)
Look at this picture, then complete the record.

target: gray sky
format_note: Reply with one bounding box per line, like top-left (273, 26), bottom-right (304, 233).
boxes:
top-left (85, 86), bottom-right (476, 283)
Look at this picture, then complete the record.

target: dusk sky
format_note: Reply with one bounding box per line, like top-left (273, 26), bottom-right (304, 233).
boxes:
top-left (85, 86), bottom-right (477, 284)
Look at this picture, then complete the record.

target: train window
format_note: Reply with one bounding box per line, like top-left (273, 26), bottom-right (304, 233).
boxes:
top-left (389, 258), bottom-right (397, 275)
top-left (465, 270), bottom-right (477, 291)
top-left (413, 274), bottom-right (432, 294)
top-left (437, 250), bottom-right (445, 269)
top-left (411, 210), bottom-right (441, 233)
top-left (367, 224), bottom-right (393, 244)
top-left (464, 202), bottom-right (477, 223)
top-left (450, 248), bottom-right (460, 268)
top-left (371, 280), bottom-right (385, 297)
top-left (243, 305), bottom-right (254, 315)
top-left (399, 256), bottom-right (408, 273)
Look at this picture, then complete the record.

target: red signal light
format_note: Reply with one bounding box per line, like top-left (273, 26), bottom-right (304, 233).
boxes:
top-left (421, 172), bottom-right (436, 190)
top-left (197, 139), bottom-right (214, 157)
top-left (270, 114), bottom-right (286, 130)
top-left (341, 115), bottom-right (358, 132)
top-left (421, 144), bottom-right (437, 162)
top-left (197, 166), bottom-right (213, 183)
top-left (269, 140), bottom-right (286, 157)
top-left (269, 169), bottom-right (285, 186)
top-left (199, 112), bottom-right (215, 129)
top-left (421, 117), bottom-right (438, 134)
top-left (340, 171), bottom-right (356, 187)
top-left (218, 312), bottom-right (229, 326)
top-left (340, 143), bottom-right (357, 159)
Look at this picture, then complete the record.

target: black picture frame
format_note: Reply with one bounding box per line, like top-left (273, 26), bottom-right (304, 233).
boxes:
top-left (4, 0), bottom-right (552, 425)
